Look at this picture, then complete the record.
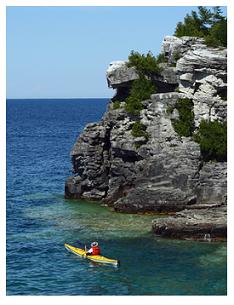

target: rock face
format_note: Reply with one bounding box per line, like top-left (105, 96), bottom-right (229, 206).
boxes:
top-left (161, 36), bottom-right (227, 127)
top-left (65, 36), bottom-right (227, 240)
top-left (106, 61), bottom-right (138, 88)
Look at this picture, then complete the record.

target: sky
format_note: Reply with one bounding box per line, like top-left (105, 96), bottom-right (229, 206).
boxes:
top-left (6, 6), bottom-right (227, 99)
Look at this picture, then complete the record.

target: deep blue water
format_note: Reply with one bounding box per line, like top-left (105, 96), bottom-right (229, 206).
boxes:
top-left (6, 99), bottom-right (227, 295)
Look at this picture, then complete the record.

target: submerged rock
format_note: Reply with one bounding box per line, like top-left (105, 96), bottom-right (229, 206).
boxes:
top-left (65, 35), bottom-right (227, 240)
top-left (152, 205), bottom-right (227, 241)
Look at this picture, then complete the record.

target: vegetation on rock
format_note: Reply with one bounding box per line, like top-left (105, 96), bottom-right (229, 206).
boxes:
top-left (171, 98), bottom-right (195, 137)
top-left (174, 6), bottom-right (227, 47)
top-left (127, 51), bottom-right (162, 76)
top-left (173, 52), bottom-right (181, 62)
top-left (124, 52), bottom-right (159, 145)
top-left (112, 100), bottom-right (121, 109)
top-left (125, 50), bottom-right (169, 116)
top-left (194, 120), bottom-right (227, 161)
top-left (156, 53), bottom-right (168, 64)
top-left (131, 121), bottom-right (148, 139)
top-left (166, 105), bottom-right (175, 115)
top-left (125, 76), bottom-right (156, 116)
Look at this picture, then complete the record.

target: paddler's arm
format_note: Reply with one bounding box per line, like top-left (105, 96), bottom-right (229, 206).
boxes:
top-left (84, 245), bottom-right (92, 256)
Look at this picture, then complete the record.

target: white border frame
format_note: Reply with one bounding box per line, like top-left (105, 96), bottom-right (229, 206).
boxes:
top-left (1, 1), bottom-right (232, 304)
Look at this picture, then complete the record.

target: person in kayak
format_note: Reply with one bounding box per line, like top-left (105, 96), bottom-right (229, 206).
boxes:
top-left (86, 241), bottom-right (101, 256)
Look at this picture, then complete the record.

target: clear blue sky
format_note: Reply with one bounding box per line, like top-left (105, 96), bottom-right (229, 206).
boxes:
top-left (6, 6), bottom-right (227, 99)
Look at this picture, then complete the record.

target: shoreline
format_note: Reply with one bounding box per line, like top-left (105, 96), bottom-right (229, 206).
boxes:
top-left (65, 197), bottom-right (227, 242)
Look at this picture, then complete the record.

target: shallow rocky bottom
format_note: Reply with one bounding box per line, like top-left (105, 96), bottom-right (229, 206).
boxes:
top-left (152, 204), bottom-right (227, 241)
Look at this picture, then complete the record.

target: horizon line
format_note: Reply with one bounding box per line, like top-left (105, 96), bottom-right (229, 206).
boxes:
top-left (6, 97), bottom-right (112, 100)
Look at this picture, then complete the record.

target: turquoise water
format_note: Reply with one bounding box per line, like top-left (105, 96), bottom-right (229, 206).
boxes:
top-left (6, 99), bottom-right (227, 295)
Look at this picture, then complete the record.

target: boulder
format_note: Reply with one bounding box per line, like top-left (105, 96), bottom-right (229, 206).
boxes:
top-left (106, 61), bottom-right (138, 88)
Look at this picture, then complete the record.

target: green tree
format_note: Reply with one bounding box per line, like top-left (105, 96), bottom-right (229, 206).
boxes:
top-left (174, 7), bottom-right (227, 47)
top-left (156, 53), bottom-right (167, 63)
top-left (205, 19), bottom-right (227, 47)
top-left (198, 6), bottom-right (213, 26)
top-left (125, 76), bottom-right (156, 116)
top-left (194, 120), bottom-right (227, 161)
top-left (212, 6), bottom-right (226, 23)
top-left (127, 51), bottom-right (162, 77)
top-left (172, 98), bottom-right (195, 137)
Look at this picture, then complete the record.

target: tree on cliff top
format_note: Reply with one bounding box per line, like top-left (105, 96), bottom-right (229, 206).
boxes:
top-left (127, 51), bottom-right (162, 77)
top-left (174, 6), bottom-right (227, 47)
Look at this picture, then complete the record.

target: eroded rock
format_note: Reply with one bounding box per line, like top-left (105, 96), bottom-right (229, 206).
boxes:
top-left (65, 35), bottom-right (227, 240)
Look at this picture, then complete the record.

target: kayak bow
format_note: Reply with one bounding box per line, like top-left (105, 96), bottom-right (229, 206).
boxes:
top-left (64, 243), bottom-right (120, 267)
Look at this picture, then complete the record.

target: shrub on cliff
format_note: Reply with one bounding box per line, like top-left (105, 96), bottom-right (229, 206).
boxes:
top-left (125, 96), bottom-right (143, 116)
top-left (112, 101), bottom-right (121, 109)
top-left (194, 120), bottom-right (227, 161)
top-left (171, 98), bottom-right (195, 137)
top-left (131, 121), bottom-right (148, 139)
top-left (156, 53), bottom-right (168, 63)
top-left (174, 6), bottom-right (227, 47)
top-left (127, 51), bottom-right (162, 77)
top-left (125, 76), bottom-right (156, 115)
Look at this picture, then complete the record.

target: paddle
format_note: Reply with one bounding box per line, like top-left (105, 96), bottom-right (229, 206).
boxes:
top-left (76, 240), bottom-right (89, 257)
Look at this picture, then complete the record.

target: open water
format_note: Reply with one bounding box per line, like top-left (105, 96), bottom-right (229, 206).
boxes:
top-left (6, 98), bottom-right (227, 295)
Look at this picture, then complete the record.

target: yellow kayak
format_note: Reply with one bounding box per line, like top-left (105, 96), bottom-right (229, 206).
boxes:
top-left (64, 243), bottom-right (120, 267)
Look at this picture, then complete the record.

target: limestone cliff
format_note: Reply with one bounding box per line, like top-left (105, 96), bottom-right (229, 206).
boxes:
top-left (65, 36), bottom-right (227, 240)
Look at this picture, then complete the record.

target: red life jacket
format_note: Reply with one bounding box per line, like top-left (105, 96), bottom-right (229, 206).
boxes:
top-left (91, 245), bottom-right (100, 255)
